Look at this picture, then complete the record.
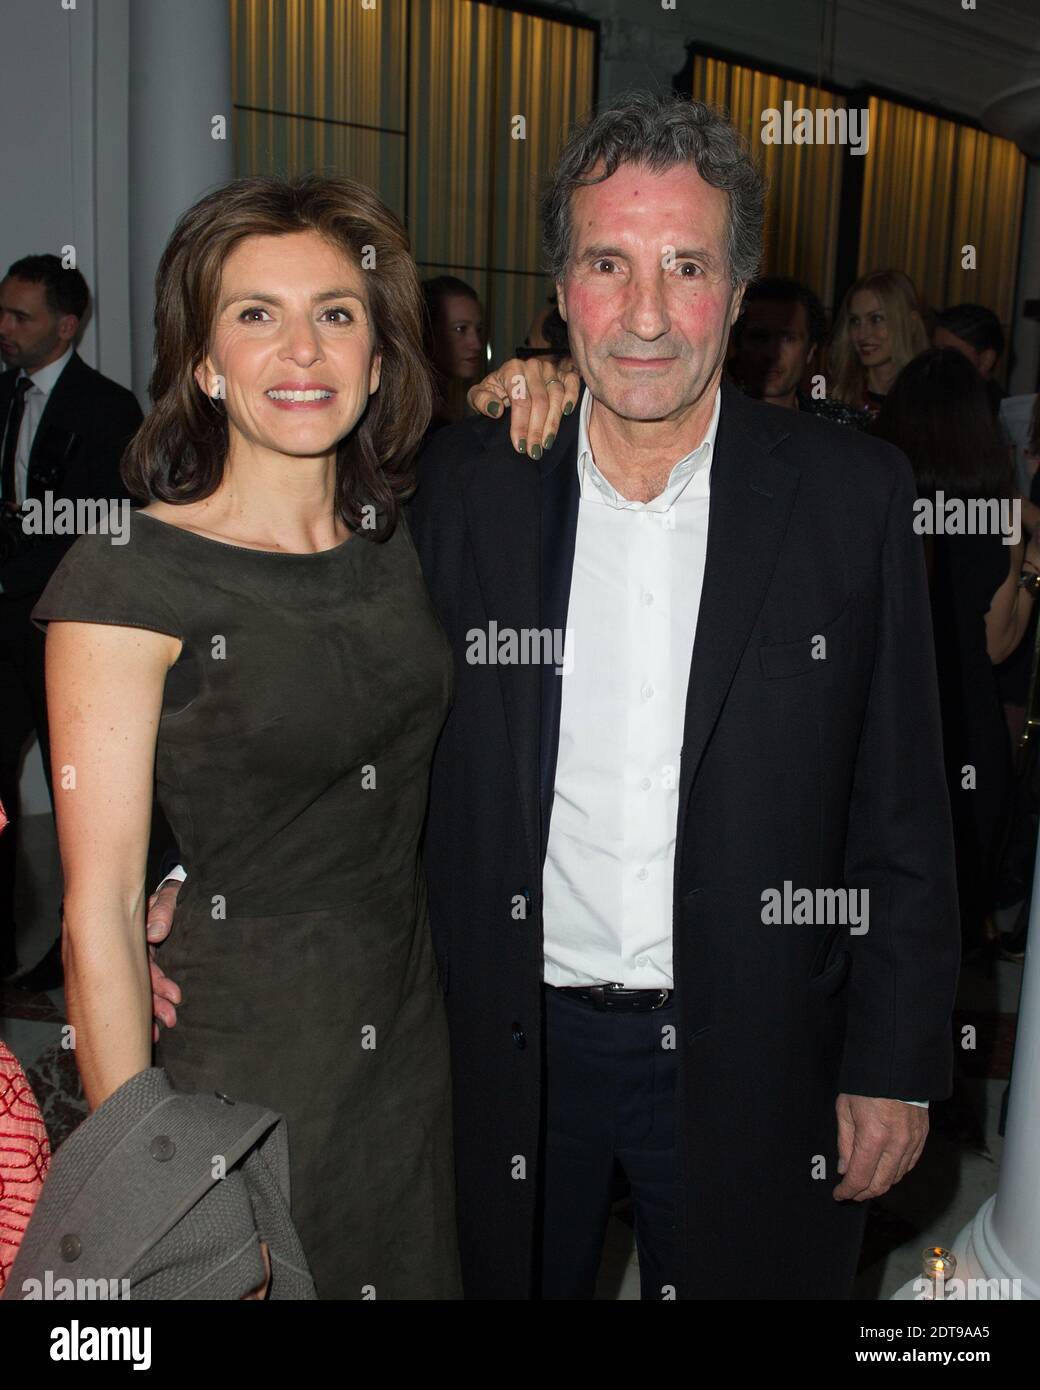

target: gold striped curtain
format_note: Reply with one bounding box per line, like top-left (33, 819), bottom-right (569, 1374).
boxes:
top-left (858, 96), bottom-right (1026, 353)
top-left (690, 54), bottom-right (844, 312)
top-left (230, 0), bottom-right (596, 369)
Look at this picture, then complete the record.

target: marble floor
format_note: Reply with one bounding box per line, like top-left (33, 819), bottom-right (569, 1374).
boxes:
top-left (2, 811), bottom-right (1024, 1300)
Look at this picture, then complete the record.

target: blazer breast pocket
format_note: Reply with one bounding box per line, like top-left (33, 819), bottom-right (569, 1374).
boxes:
top-left (759, 596), bottom-right (854, 680)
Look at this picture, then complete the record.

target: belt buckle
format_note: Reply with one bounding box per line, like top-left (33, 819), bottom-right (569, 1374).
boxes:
top-left (591, 982), bottom-right (625, 1010)
top-left (650, 988), bottom-right (671, 1010)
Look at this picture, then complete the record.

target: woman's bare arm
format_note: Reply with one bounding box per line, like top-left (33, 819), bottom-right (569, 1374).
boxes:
top-left (984, 533), bottom-right (1040, 665)
top-left (45, 620), bottom-right (181, 1110)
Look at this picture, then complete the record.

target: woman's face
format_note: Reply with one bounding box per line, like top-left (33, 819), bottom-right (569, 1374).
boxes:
top-left (848, 290), bottom-right (892, 370)
top-left (196, 229), bottom-right (382, 466)
top-left (433, 294), bottom-right (484, 381)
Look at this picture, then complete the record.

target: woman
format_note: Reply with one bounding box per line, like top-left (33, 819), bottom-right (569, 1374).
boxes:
top-left (874, 347), bottom-right (1039, 954)
top-left (827, 268), bottom-right (929, 420)
top-left (421, 274), bottom-right (484, 431)
top-left (31, 175), bottom-right (461, 1299)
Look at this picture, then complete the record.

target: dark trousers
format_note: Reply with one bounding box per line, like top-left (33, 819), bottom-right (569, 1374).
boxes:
top-left (539, 984), bottom-right (680, 1300)
top-left (0, 594), bottom-right (53, 965)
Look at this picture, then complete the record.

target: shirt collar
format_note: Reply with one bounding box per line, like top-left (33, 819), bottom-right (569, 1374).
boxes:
top-left (575, 381), bottom-right (721, 512)
top-left (20, 344), bottom-right (74, 398)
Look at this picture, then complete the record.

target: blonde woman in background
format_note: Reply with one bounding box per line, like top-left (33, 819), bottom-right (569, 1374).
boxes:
top-left (826, 268), bottom-right (929, 420)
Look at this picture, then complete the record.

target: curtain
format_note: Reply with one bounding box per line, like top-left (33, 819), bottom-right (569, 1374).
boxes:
top-left (230, 0), bottom-right (596, 368)
top-left (858, 95), bottom-right (1026, 355)
top-left (689, 54), bottom-right (844, 314)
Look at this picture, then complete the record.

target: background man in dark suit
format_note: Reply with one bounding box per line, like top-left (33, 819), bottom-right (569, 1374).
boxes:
top-left (0, 254), bottom-right (142, 984)
top-left (406, 92), bottom-right (960, 1299)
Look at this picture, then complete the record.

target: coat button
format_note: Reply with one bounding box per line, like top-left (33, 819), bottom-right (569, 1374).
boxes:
top-left (511, 1023), bottom-right (526, 1050)
top-left (59, 1234), bottom-right (82, 1262)
top-left (150, 1134), bottom-right (176, 1161)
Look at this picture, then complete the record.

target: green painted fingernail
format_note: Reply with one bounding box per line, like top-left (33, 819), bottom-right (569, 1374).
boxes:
top-left (530, 443), bottom-right (542, 460)
top-left (563, 401), bottom-right (574, 415)
top-left (544, 433), bottom-right (555, 450)
top-left (518, 438), bottom-right (526, 454)
top-left (486, 400), bottom-right (501, 416)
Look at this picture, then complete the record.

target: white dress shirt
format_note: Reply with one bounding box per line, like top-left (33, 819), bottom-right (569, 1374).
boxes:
top-left (4, 343), bottom-right (75, 505)
top-left (542, 385), bottom-right (719, 990)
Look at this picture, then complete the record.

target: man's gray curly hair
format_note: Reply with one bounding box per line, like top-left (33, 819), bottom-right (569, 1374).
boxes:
top-left (541, 90), bottom-right (766, 289)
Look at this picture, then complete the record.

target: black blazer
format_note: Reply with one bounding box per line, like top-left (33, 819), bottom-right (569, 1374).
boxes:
top-left (408, 376), bottom-right (961, 1299)
top-left (0, 351), bottom-right (142, 598)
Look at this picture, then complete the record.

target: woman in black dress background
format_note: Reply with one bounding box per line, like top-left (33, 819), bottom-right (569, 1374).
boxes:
top-left (32, 176), bottom-right (461, 1298)
top-left (875, 348), bottom-right (1040, 955)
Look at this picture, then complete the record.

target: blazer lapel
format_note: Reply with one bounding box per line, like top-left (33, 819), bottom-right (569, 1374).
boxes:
top-left (677, 380), bottom-right (800, 824)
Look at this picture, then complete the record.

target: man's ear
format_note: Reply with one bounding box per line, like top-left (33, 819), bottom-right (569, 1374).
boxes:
top-left (555, 282), bottom-right (568, 323)
top-left (806, 343), bottom-right (817, 367)
top-left (979, 347), bottom-right (997, 378)
top-left (57, 313), bottom-right (79, 347)
top-left (730, 284), bottom-right (746, 327)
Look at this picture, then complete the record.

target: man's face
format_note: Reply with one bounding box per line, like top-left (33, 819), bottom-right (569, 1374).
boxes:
top-left (733, 299), bottom-right (814, 401)
top-left (0, 277), bottom-right (76, 371)
top-left (556, 161), bottom-right (743, 424)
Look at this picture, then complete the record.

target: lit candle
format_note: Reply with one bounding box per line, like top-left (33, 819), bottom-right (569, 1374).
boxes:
top-left (922, 1246), bottom-right (957, 1300)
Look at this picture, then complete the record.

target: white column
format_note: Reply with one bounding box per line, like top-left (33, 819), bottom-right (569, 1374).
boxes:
top-left (128, 0), bottom-right (234, 405)
top-left (893, 829), bottom-right (1040, 1300)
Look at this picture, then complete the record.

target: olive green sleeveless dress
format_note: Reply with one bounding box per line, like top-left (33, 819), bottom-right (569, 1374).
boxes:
top-left (32, 509), bottom-right (461, 1299)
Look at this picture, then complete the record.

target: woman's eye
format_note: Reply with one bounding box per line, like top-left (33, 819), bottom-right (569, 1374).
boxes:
top-left (239, 307), bottom-right (270, 322)
top-left (322, 307), bottom-right (354, 323)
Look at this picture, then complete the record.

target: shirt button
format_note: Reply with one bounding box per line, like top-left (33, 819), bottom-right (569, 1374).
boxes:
top-left (641, 683), bottom-right (654, 700)
top-left (640, 777), bottom-right (652, 790)
top-left (150, 1134), bottom-right (176, 1162)
top-left (637, 867), bottom-right (649, 882)
top-left (636, 955), bottom-right (649, 967)
top-left (643, 592), bottom-right (654, 606)
top-left (511, 1024), bottom-right (527, 1050)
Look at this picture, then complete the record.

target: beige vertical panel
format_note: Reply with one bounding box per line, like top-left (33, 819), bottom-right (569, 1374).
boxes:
top-left (858, 95), bottom-right (1026, 360)
top-left (691, 55), bottom-right (843, 311)
top-left (231, 0), bottom-right (595, 367)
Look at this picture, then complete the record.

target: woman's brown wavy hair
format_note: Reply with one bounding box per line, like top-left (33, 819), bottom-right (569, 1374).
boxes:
top-left (122, 174), bottom-right (432, 541)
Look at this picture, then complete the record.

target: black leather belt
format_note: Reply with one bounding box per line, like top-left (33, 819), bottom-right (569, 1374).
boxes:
top-left (548, 983), bottom-right (673, 1012)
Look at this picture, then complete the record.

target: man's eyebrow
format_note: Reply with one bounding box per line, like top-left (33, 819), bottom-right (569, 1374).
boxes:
top-left (218, 287), bottom-right (367, 310)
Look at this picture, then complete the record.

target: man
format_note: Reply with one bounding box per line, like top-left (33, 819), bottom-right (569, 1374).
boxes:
top-left (730, 276), bottom-right (864, 426)
top-left (932, 302), bottom-right (1006, 418)
top-left (409, 93), bottom-right (958, 1299)
top-left (150, 93), bottom-right (959, 1299)
top-left (0, 255), bottom-right (142, 984)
